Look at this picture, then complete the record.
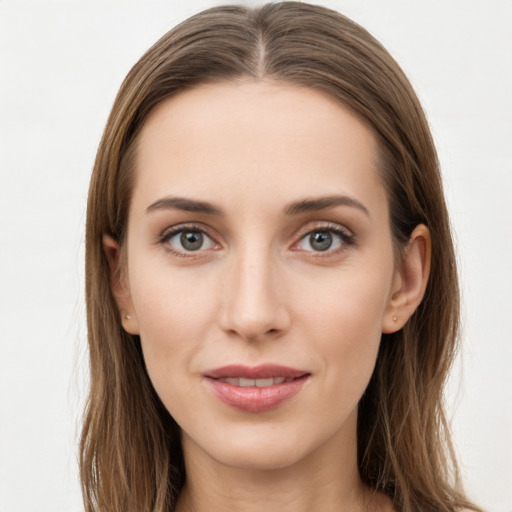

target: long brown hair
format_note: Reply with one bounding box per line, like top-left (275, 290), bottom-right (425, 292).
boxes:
top-left (81, 3), bottom-right (480, 511)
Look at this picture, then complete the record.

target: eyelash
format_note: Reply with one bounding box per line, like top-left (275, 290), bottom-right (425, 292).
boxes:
top-left (158, 223), bottom-right (218, 258)
top-left (292, 222), bottom-right (356, 257)
top-left (157, 222), bottom-right (356, 258)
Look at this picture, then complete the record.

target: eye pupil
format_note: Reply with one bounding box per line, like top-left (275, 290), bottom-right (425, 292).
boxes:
top-left (180, 230), bottom-right (203, 251)
top-left (310, 231), bottom-right (332, 251)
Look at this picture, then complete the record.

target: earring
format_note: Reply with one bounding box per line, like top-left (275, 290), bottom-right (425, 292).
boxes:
top-left (125, 314), bottom-right (132, 320)
top-left (392, 316), bottom-right (398, 323)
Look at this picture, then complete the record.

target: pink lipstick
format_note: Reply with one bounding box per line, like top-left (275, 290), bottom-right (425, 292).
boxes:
top-left (204, 364), bottom-right (310, 412)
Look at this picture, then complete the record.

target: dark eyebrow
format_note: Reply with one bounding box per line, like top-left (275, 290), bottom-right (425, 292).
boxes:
top-left (145, 196), bottom-right (223, 215)
top-left (285, 195), bottom-right (370, 217)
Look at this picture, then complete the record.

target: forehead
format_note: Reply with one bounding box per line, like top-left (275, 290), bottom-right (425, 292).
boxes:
top-left (132, 80), bottom-right (386, 216)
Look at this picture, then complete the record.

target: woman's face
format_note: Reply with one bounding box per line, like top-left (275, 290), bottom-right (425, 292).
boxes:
top-left (117, 81), bottom-right (402, 470)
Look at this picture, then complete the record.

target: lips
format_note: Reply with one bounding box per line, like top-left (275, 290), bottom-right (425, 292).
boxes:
top-left (204, 364), bottom-right (310, 412)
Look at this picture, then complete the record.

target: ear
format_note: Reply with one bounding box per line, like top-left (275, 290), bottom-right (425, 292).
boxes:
top-left (382, 224), bottom-right (431, 333)
top-left (103, 234), bottom-right (140, 335)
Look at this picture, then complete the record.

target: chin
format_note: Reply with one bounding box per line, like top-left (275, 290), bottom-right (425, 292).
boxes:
top-left (182, 410), bottom-right (357, 473)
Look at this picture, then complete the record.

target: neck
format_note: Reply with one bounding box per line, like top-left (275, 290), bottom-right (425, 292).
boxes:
top-left (177, 463), bottom-right (364, 512)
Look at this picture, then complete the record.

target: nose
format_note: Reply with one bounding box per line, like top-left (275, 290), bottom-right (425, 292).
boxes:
top-left (219, 247), bottom-right (290, 342)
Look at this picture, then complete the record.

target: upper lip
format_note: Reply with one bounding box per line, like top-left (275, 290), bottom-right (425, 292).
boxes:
top-left (204, 364), bottom-right (309, 380)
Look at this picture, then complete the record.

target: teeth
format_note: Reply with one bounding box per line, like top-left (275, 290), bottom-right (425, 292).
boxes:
top-left (255, 378), bottom-right (274, 387)
top-left (223, 377), bottom-right (241, 386)
top-left (217, 377), bottom-right (292, 387)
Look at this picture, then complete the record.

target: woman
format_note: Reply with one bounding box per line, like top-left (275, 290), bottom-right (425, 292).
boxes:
top-left (81, 3), bottom-right (481, 511)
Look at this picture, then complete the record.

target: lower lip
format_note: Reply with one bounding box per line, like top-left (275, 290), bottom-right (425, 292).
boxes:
top-left (206, 376), bottom-right (309, 412)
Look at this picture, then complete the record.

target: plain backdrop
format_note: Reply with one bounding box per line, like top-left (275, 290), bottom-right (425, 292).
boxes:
top-left (1, 1), bottom-right (511, 511)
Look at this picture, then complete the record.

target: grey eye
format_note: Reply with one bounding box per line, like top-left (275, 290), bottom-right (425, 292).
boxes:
top-left (297, 229), bottom-right (346, 253)
top-left (167, 229), bottom-right (215, 252)
top-left (308, 231), bottom-right (333, 251)
top-left (180, 231), bottom-right (203, 251)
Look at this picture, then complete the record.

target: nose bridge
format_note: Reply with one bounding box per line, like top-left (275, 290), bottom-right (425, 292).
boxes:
top-left (220, 239), bottom-right (288, 340)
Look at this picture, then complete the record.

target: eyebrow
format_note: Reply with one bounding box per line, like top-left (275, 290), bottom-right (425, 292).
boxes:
top-left (145, 194), bottom-right (369, 217)
top-left (146, 196), bottom-right (223, 215)
top-left (285, 195), bottom-right (370, 217)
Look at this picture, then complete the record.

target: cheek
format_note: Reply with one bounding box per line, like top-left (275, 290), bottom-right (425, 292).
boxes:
top-left (296, 259), bottom-right (391, 339)
top-left (129, 265), bottom-right (217, 382)
top-left (295, 264), bottom-right (391, 395)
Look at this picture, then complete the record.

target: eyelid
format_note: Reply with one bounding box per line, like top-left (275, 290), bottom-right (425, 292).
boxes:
top-left (158, 222), bottom-right (221, 256)
top-left (156, 220), bottom-right (355, 257)
top-left (291, 221), bottom-right (356, 253)
top-left (293, 221), bottom-right (354, 240)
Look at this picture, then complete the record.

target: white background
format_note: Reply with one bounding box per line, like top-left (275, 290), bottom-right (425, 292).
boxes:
top-left (1, 1), bottom-right (511, 511)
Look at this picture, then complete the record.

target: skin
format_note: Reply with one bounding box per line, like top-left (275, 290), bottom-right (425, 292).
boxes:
top-left (105, 80), bottom-right (430, 512)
